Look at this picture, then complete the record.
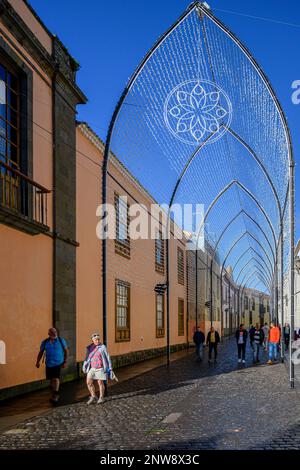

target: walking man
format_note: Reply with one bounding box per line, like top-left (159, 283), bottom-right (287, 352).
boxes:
top-left (235, 324), bottom-right (247, 364)
top-left (249, 324), bottom-right (255, 351)
top-left (267, 322), bottom-right (281, 364)
top-left (283, 323), bottom-right (290, 351)
top-left (36, 327), bottom-right (68, 405)
top-left (262, 323), bottom-right (269, 351)
top-left (250, 323), bottom-right (264, 364)
top-left (193, 326), bottom-right (205, 361)
top-left (206, 326), bottom-right (220, 364)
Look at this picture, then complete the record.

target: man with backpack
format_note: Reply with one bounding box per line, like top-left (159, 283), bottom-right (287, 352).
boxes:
top-left (36, 327), bottom-right (68, 405)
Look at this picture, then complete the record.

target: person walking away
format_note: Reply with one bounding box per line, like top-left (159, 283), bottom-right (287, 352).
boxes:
top-left (84, 333), bottom-right (113, 405)
top-left (235, 324), bottom-right (247, 364)
top-left (283, 323), bottom-right (290, 351)
top-left (267, 322), bottom-right (281, 364)
top-left (36, 327), bottom-right (68, 405)
top-left (250, 323), bottom-right (264, 364)
top-left (207, 327), bottom-right (220, 364)
top-left (249, 325), bottom-right (255, 351)
top-left (262, 323), bottom-right (269, 351)
top-left (193, 327), bottom-right (205, 361)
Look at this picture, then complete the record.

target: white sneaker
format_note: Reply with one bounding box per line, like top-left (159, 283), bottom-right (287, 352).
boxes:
top-left (242, 360), bottom-right (246, 364)
top-left (238, 359), bottom-right (241, 363)
top-left (87, 396), bottom-right (97, 405)
top-left (97, 397), bottom-right (104, 404)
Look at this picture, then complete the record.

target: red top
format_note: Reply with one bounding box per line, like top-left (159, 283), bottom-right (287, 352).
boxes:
top-left (269, 327), bottom-right (280, 343)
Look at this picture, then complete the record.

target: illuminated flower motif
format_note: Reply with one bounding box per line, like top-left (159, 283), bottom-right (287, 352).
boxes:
top-left (164, 80), bottom-right (232, 145)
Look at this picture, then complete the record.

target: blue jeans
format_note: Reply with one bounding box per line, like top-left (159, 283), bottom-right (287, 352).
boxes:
top-left (253, 342), bottom-right (261, 362)
top-left (196, 343), bottom-right (203, 360)
top-left (269, 342), bottom-right (278, 361)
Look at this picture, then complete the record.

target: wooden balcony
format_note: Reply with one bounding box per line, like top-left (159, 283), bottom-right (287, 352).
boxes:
top-left (0, 161), bottom-right (50, 235)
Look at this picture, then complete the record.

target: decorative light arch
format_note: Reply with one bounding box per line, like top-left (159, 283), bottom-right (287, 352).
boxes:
top-left (103, 1), bottom-right (295, 387)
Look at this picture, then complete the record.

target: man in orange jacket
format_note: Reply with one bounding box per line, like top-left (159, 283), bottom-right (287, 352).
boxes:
top-left (267, 322), bottom-right (281, 364)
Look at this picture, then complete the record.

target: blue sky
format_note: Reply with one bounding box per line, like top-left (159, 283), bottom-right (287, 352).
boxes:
top-left (30, 0), bottom-right (300, 239)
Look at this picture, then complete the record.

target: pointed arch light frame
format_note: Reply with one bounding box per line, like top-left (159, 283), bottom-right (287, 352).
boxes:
top-left (102, 1), bottom-right (295, 388)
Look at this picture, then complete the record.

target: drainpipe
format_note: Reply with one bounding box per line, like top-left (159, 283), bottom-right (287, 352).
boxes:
top-left (195, 250), bottom-right (198, 329)
top-left (166, 237), bottom-right (170, 366)
top-left (52, 68), bottom-right (57, 329)
top-left (289, 162), bottom-right (295, 389)
top-left (210, 258), bottom-right (213, 327)
top-left (280, 226), bottom-right (285, 363)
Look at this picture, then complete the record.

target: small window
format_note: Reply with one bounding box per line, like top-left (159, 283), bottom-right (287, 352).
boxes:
top-left (115, 193), bottom-right (130, 258)
top-left (249, 311), bottom-right (253, 324)
top-left (178, 299), bottom-right (184, 336)
top-left (115, 280), bottom-right (130, 342)
top-left (156, 294), bottom-right (165, 338)
top-left (252, 297), bottom-right (255, 310)
top-left (244, 296), bottom-right (249, 310)
top-left (155, 230), bottom-right (165, 274)
top-left (177, 247), bottom-right (184, 285)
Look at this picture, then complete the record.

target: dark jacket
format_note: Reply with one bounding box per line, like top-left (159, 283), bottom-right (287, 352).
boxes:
top-left (283, 326), bottom-right (290, 336)
top-left (250, 328), bottom-right (264, 345)
top-left (193, 331), bottom-right (205, 345)
top-left (249, 327), bottom-right (256, 343)
top-left (235, 329), bottom-right (248, 344)
top-left (206, 331), bottom-right (220, 345)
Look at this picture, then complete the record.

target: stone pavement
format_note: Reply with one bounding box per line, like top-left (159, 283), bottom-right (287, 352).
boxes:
top-left (0, 347), bottom-right (193, 433)
top-left (1, 338), bottom-right (300, 450)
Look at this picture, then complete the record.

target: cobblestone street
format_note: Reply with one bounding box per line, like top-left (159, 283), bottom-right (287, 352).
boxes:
top-left (1, 338), bottom-right (300, 451)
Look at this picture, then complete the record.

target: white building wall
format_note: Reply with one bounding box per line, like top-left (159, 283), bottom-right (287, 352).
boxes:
top-left (282, 239), bottom-right (300, 332)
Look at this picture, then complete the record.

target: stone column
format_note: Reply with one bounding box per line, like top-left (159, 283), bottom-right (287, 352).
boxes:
top-left (52, 38), bottom-right (87, 378)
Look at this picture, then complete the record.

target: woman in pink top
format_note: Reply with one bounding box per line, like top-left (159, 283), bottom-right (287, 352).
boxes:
top-left (85, 333), bottom-right (112, 405)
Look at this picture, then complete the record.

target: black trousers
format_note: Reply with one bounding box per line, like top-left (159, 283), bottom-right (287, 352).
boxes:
top-left (209, 343), bottom-right (218, 360)
top-left (237, 343), bottom-right (246, 360)
top-left (284, 335), bottom-right (290, 349)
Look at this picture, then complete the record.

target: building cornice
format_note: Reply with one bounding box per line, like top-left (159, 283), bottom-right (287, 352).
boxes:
top-left (23, 0), bottom-right (54, 40)
top-left (0, 0), bottom-right (86, 104)
top-left (0, 0), bottom-right (54, 74)
top-left (77, 121), bottom-right (158, 204)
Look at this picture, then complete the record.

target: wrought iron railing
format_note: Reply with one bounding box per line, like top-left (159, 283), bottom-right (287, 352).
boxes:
top-left (0, 160), bottom-right (50, 227)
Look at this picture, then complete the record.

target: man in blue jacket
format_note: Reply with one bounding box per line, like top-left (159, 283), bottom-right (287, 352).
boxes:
top-left (193, 327), bottom-right (205, 361)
